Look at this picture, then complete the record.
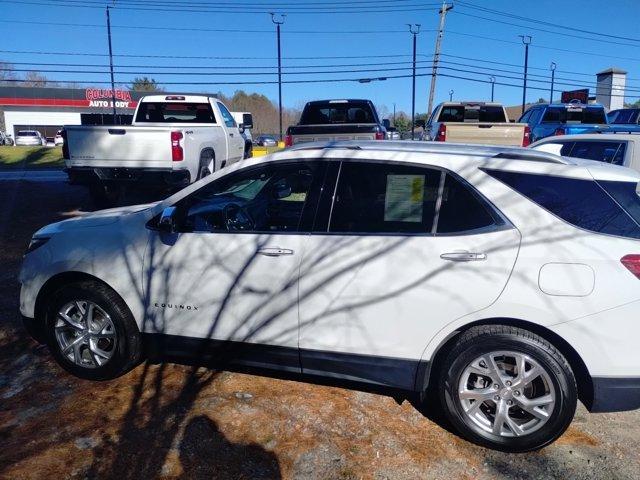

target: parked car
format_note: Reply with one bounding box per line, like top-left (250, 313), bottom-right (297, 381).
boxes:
top-left (530, 132), bottom-right (640, 169)
top-left (63, 95), bottom-right (248, 206)
top-left (607, 108), bottom-right (640, 125)
top-left (54, 130), bottom-right (64, 146)
top-left (20, 140), bottom-right (640, 452)
top-left (255, 135), bottom-right (278, 147)
top-left (15, 130), bottom-right (46, 146)
top-left (424, 101), bottom-right (530, 146)
top-left (285, 99), bottom-right (387, 146)
top-left (519, 102), bottom-right (608, 142)
top-left (0, 131), bottom-right (14, 146)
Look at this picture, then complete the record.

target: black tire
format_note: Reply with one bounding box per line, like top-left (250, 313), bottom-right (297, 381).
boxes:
top-left (197, 150), bottom-right (215, 180)
top-left (438, 325), bottom-right (577, 452)
top-left (45, 280), bottom-right (142, 380)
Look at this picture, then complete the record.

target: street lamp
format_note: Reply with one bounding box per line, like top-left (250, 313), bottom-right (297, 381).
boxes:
top-left (550, 62), bottom-right (557, 103)
top-left (449, 89), bottom-right (454, 101)
top-left (519, 35), bottom-right (532, 115)
top-left (489, 75), bottom-right (496, 102)
top-left (270, 13), bottom-right (286, 141)
top-left (407, 23), bottom-right (421, 140)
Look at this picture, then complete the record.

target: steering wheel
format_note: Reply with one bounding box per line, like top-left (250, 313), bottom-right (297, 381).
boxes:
top-left (223, 204), bottom-right (254, 231)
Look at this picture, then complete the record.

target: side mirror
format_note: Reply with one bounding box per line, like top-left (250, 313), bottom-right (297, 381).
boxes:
top-left (242, 113), bottom-right (254, 130)
top-left (158, 206), bottom-right (177, 233)
top-left (382, 118), bottom-right (391, 129)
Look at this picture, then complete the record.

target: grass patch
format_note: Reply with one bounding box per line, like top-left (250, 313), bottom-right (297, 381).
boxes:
top-left (0, 146), bottom-right (64, 169)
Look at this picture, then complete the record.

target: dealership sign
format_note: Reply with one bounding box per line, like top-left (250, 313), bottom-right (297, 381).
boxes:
top-left (85, 88), bottom-right (134, 108)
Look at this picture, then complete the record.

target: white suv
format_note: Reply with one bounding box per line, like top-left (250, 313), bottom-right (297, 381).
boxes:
top-left (19, 141), bottom-right (640, 452)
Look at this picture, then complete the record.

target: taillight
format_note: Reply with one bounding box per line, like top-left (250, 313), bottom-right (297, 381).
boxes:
top-left (375, 131), bottom-right (385, 140)
top-left (435, 123), bottom-right (446, 141)
top-left (171, 131), bottom-right (183, 161)
top-left (554, 127), bottom-right (565, 136)
top-left (621, 255), bottom-right (640, 279)
top-left (522, 125), bottom-right (531, 147)
top-left (284, 135), bottom-right (293, 147)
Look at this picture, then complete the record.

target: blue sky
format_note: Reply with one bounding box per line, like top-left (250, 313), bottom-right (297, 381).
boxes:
top-left (1, 0), bottom-right (639, 115)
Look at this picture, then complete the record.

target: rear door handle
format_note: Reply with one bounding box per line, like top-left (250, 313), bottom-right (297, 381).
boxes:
top-left (229, 133), bottom-right (234, 137)
top-left (440, 251), bottom-right (487, 262)
top-left (258, 247), bottom-right (294, 257)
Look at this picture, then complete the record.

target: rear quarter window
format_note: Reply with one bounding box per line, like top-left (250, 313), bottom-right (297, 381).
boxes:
top-left (485, 170), bottom-right (640, 239)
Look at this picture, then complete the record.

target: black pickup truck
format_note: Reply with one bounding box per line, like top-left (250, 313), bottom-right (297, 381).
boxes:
top-left (284, 99), bottom-right (387, 146)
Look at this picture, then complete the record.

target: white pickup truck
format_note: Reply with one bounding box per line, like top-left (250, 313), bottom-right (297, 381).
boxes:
top-left (424, 102), bottom-right (531, 146)
top-left (63, 95), bottom-right (249, 205)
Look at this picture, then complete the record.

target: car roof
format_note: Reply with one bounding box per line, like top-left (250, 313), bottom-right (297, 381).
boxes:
top-left (140, 94), bottom-right (213, 103)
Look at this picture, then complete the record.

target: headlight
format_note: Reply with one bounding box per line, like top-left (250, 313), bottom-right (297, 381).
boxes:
top-left (25, 237), bottom-right (50, 255)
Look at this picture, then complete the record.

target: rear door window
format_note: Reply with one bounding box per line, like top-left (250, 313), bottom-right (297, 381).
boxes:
top-left (485, 169), bottom-right (640, 239)
top-left (569, 141), bottom-right (627, 165)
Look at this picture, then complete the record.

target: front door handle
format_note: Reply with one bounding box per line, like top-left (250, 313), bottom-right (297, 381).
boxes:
top-left (258, 247), bottom-right (294, 257)
top-left (440, 251), bottom-right (487, 262)
top-left (229, 133), bottom-right (234, 137)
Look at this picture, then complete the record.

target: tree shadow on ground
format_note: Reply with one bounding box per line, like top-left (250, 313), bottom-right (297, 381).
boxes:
top-left (179, 415), bottom-right (281, 480)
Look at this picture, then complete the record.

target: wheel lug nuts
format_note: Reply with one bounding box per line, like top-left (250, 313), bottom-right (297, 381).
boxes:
top-left (506, 381), bottom-right (512, 387)
top-left (494, 395), bottom-right (500, 401)
top-left (514, 390), bottom-right (521, 397)
top-left (493, 384), bottom-right (499, 389)
top-left (507, 400), bottom-right (513, 406)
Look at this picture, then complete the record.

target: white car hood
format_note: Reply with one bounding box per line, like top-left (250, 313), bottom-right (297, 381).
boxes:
top-left (34, 202), bottom-right (158, 236)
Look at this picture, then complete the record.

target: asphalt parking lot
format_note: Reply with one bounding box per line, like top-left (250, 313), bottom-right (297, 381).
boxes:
top-left (1, 175), bottom-right (640, 480)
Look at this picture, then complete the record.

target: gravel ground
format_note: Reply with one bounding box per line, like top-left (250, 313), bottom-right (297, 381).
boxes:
top-left (1, 178), bottom-right (639, 480)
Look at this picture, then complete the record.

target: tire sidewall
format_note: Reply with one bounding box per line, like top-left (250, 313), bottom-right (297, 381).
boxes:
top-left (440, 333), bottom-right (576, 452)
top-left (45, 283), bottom-right (137, 380)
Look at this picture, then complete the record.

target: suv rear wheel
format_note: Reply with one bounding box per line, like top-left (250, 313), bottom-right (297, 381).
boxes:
top-left (45, 281), bottom-right (141, 380)
top-left (438, 325), bottom-right (577, 452)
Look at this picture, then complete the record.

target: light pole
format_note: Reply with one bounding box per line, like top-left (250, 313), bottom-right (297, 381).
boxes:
top-left (270, 13), bottom-right (285, 141)
top-left (449, 89), bottom-right (454, 101)
top-left (408, 24), bottom-right (421, 140)
top-left (489, 75), bottom-right (496, 102)
top-left (106, 6), bottom-right (117, 122)
top-left (519, 35), bottom-right (532, 115)
top-left (550, 62), bottom-right (557, 103)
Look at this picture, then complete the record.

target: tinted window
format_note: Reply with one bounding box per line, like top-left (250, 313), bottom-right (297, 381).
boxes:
top-left (438, 105), bottom-right (506, 123)
top-left (436, 174), bottom-right (501, 233)
top-left (528, 109), bottom-right (542, 125)
top-left (486, 170), bottom-right (640, 239)
top-left (542, 107), bottom-right (606, 124)
top-left (599, 181), bottom-right (640, 226)
top-left (177, 164), bottom-right (317, 233)
top-left (330, 163), bottom-right (440, 234)
top-left (217, 102), bottom-right (237, 128)
top-left (299, 101), bottom-right (377, 125)
top-left (135, 102), bottom-right (215, 123)
top-left (18, 131), bottom-right (38, 136)
top-left (609, 109), bottom-right (640, 124)
top-left (570, 141), bottom-right (626, 165)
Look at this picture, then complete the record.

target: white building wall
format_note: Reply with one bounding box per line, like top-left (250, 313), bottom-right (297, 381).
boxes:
top-left (4, 110), bottom-right (81, 137)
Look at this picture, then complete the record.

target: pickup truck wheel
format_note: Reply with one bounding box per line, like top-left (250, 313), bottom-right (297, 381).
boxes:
top-left (197, 150), bottom-right (215, 180)
top-left (45, 281), bottom-right (142, 380)
top-left (438, 325), bottom-right (577, 452)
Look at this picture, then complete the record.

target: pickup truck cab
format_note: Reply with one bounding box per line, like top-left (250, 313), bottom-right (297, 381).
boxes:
top-left (425, 102), bottom-right (530, 146)
top-left (63, 95), bottom-right (247, 205)
top-left (519, 102), bottom-right (608, 143)
top-left (284, 99), bottom-right (386, 147)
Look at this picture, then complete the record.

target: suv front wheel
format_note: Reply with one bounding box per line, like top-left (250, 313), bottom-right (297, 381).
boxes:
top-left (439, 325), bottom-right (577, 452)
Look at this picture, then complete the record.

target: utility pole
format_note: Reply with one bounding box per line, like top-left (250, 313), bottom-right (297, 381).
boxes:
top-left (427, 0), bottom-right (453, 116)
top-left (449, 89), bottom-right (454, 101)
top-left (519, 35), bottom-right (532, 115)
top-left (550, 62), bottom-right (556, 103)
top-left (408, 24), bottom-right (420, 140)
top-left (106, 6), bottom-right (117, 122)
top-left (271, 13), bottom-right (286, 141)
top-left (489, 75), bottom-right (496, 102)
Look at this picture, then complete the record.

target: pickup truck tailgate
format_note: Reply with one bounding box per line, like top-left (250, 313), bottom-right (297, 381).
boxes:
top-left (289, 124), bottom-right (380, 144)
top-left (443, 123), bottom-right (526, 146)
top-left (65, 126), bottom-right (173, 169)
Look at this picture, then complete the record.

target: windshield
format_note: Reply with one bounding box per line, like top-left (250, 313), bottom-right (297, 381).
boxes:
top-left (299, 101), bottom-right (377, 125)
top-left (135, 102), bottom-right (216, 123)
top-left (438, 105), bottom-right (507, 123)
top-left (542, 107), bottom-right (607, 124)
top-left (18, 131), bottom-right (38, 136)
